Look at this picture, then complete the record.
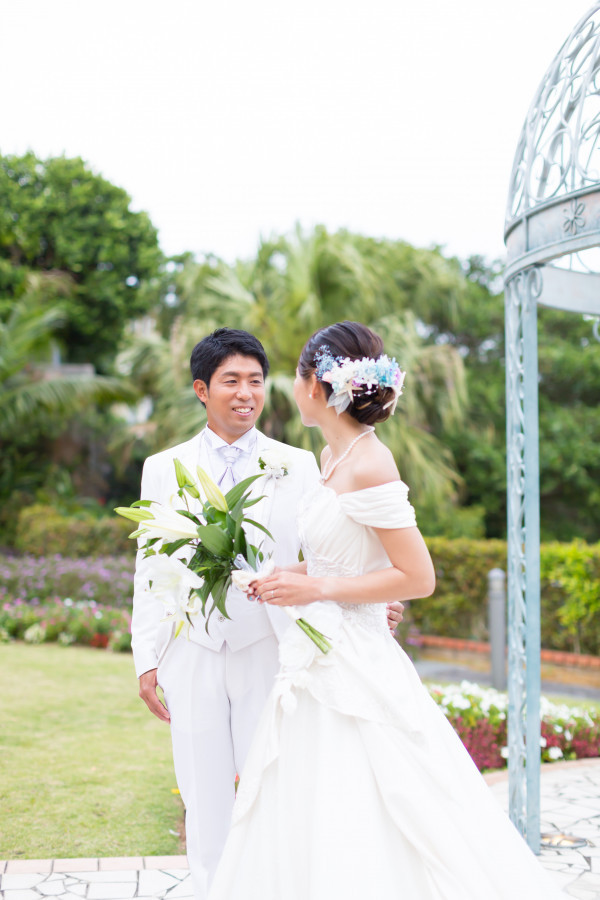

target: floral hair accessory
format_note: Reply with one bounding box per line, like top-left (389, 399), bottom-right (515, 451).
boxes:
top-left (314, 345), bottom-right (406, 415)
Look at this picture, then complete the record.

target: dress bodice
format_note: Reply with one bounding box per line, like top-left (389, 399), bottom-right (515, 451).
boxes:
top-left (297, 481), bottom-right (417, 635)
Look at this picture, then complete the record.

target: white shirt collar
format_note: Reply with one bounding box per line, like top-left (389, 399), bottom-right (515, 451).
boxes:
top-left (204, 425), bottom-right (257, 455)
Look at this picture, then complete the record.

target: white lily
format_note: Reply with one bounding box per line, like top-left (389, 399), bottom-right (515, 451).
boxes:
top-left (135, 503), bottom-right (200, 541)
top-left (147, 554), bottom-right (205, 639)
top-left (147, 553), bottom-right (204, 606)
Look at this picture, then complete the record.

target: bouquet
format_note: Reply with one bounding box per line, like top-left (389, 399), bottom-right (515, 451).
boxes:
top-left (115, 459), bottom-right (331, 652)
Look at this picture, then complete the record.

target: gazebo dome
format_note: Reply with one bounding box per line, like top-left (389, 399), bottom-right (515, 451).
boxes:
top-left (504, 3), bottom-right (600, 300)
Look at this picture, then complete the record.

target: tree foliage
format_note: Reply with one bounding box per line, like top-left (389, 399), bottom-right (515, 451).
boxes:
top-left (0, 152), bottom-right (162, 368)
top-left (122, 227), bottom-right (470, 517)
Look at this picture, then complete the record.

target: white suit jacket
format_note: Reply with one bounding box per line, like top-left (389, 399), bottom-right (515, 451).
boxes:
top-left (131, 428), bottom-right (321, 677)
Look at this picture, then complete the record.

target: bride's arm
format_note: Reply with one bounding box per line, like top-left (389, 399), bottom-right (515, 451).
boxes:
top-left (254, 526), bottom-right (434, 607)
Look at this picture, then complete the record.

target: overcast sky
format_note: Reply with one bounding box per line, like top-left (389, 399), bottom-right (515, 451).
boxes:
top-left (0, 0), bottom-right (595, 264)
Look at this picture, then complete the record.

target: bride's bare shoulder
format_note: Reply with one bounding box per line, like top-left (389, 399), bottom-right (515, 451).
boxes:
top-left (350, 437), bottom-right (400, 491)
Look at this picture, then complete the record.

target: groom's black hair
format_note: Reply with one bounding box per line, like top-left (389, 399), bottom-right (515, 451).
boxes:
top-left (190, 328), bottom-right (270, 387)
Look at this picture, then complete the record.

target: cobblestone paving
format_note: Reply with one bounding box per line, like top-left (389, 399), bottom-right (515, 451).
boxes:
top-left (486, 759), bottom-right (600, 898)
top-left (1, 759), bottom-right (599, 899)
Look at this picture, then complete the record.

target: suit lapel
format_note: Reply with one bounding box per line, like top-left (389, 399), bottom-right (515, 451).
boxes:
top-left (176, 431), bottom-right (206, 517)
top-left (244, 432), bottom-right (277, 557)
top-left (176, 429), bottom-right (279, 557)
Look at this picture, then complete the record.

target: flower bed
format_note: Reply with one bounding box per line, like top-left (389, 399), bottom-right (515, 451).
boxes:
top-left (0, 554), bottom-right (134, 609)
top-left (0, 598), bottom-right (131, 651)
top-left (429, 681), bottom-right (600, 770)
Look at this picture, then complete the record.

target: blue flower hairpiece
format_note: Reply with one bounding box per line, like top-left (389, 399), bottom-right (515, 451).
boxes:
top-left (314, 345), bottom-right (405, 415)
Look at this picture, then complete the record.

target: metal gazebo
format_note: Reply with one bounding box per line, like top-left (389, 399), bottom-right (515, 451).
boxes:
top-left (504, 3), bottom-right (600, 852)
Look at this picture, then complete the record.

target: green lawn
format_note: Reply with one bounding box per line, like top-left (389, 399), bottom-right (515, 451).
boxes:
top-left (0, 643), bottom-right (183, 859)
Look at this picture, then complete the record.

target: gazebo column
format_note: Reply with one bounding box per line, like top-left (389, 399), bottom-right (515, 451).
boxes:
top-left (505, 267), bottom-right (542, 853)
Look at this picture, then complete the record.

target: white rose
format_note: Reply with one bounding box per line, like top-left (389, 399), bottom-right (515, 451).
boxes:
top-left (258, 449), bottom-right (290, 478)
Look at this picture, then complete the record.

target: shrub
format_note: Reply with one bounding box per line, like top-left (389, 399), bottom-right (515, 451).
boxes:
top-left (429, 681), bottom-right (600, 771)
top-left (15, 505), bottom-right (133, 557)
top-left (410, 537), bottom-right (600, 656)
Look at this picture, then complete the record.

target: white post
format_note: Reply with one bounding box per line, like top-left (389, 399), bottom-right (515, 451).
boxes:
top-left (488, 568), bottom-right (506, 690)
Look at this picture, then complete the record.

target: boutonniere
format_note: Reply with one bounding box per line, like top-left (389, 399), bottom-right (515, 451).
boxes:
top-left (258, 448), bottom-right (290, 480)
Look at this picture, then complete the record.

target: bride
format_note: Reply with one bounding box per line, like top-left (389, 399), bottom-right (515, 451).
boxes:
top-left (208, 321), bottom-right (563, 900)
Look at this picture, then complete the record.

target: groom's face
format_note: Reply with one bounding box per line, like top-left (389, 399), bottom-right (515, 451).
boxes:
top-left (193, 353), bottom-right (266, 443)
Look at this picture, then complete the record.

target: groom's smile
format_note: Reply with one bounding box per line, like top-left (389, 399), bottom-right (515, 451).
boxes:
top-left (193, 353), bottom-right (266, 443)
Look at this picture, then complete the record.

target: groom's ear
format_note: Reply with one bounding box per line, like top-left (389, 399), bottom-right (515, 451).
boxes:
top-left (193, 379), bottom-right (209, 405)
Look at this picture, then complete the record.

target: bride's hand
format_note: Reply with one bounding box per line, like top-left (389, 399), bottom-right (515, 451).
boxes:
top-left (253, 571), bottom-right (320, 607)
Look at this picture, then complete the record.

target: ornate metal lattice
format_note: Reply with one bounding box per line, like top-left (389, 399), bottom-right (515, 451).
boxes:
top-left (504, 269), bottom-right (542, 849)
top-left (504, 3), bottom-right (600, 852)
top-left (508, 7), bottom-right (600, 223)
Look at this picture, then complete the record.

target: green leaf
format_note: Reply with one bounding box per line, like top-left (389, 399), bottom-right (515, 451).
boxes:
top-left (224, 474), bottom-right (264, 509)
top-left (241, 496), bottom-right (264, 510)
top-left (196, 523), bottom-right (234, 557)
top-left (233, 519), bottom-right (247, 555)
top-left (243, 518), bottom-right (274, 541)
top-left (161, 538), bottom-right (191, 556)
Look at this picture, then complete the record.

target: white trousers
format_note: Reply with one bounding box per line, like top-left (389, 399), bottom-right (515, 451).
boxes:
top-left (158, 635), bottom-right (280, 899)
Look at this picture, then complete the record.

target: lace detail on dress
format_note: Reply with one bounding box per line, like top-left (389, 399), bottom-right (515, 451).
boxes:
top-left (337, 602), bottom-right (388, 635)
top-left (306, 552), bottom-right (357, 578)
top-left (306, 550), bottom-right (388, 635)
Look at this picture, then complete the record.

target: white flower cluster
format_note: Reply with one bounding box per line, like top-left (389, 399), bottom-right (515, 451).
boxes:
top-left (428, 680), bottom-right (597, 765)
top-left (258, 448), bottom-right (290, 479)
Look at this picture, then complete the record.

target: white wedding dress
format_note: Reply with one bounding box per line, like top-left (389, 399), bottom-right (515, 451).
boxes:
top-left (208, 482), bottom-right (564, 900)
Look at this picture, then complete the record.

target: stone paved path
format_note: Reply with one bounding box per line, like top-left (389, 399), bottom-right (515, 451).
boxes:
top-left (486, 758), bottom-right (600, 898)
top-left (1, 759), bottom-right (599, 899)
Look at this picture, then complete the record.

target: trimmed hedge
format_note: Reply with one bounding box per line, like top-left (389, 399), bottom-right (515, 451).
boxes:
top-left (15, 505), bottom-right (133, 557)
top-left (403, 537), bottom-right (600, 657)
top-left (10, 506), bottom-right (600, 657)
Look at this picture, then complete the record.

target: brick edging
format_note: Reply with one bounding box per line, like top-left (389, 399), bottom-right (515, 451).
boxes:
top-left (418, 634), bottom-right (600, 670)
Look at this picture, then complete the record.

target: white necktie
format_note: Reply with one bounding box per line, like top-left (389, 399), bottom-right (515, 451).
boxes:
top-left (217, 445), bottom-right (242, 493)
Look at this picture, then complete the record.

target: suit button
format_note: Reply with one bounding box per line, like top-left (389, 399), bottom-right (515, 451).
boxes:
top-left (218, 615), bottom-right (225, 622)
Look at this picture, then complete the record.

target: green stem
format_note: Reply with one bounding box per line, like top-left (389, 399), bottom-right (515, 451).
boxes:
top-left (296, 618), bottom-right (332, 654)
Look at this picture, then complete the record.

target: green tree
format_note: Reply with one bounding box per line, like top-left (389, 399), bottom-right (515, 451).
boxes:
top-left (0, 273), bottom-right (138, 542)
top-left (122, 227), bottom-right (469, 517)
top-left (0, 152), bottom-right (162, 369)
top-left (0, 274), bottom-right (136, 437)
top-left (431, 258), bottom-right (600, 541)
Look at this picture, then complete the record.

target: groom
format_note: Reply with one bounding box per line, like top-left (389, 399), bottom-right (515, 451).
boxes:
top-left (131, 328), bottom-right (404, 898)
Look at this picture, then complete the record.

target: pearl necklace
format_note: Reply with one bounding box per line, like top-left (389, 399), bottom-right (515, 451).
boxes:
top-left (320, 426), bottom-right (375, 483)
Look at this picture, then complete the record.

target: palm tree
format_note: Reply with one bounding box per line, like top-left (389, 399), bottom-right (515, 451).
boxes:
top-left (0, 273), bottom-right (137, 438)
top-left (122, 227), bottom-right (468, 510)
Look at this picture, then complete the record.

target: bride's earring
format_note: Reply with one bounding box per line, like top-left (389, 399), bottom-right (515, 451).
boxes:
top-left (309, 393), bottom-right (313, 399)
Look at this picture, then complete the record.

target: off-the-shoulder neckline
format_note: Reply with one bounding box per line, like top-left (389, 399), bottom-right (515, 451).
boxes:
top-left (318, 480), bottom-right (408, 499)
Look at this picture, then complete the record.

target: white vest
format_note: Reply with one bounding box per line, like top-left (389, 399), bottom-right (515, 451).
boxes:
top-left (131, 428), bottom-right (320, 677)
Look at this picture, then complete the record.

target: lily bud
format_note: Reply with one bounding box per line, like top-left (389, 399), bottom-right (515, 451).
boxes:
top-left (196, 465), bottom-right (228, 512)
top-left (115, 506), bottom-right (154, 523)
top-left (174, 459), bottom-right (200, 499)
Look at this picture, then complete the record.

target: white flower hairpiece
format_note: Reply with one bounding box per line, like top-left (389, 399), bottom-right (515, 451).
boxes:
top-left (314, 346), bottom-right (406, 415)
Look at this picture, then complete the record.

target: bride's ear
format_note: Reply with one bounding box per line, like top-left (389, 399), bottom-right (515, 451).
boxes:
top-left (309, 374), bottom-right (324, 401)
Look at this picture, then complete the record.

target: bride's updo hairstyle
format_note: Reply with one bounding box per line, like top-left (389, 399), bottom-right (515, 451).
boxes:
top-left (298, 321), bottom-right (398, 425)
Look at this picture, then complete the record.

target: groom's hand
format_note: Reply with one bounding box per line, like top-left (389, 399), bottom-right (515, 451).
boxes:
top-left (139, 668), bottom-right (171, 723)
top-left (386, 601), bottom-right (404, 634)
